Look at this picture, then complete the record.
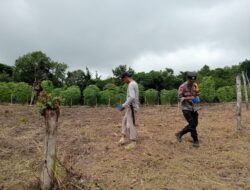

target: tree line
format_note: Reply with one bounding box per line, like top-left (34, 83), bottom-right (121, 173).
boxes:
top-left (0, 51), bottom-right (250, 105)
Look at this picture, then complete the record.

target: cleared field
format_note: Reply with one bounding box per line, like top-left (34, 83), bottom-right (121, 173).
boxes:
top-left (0, 103), bottom-right (250, 190)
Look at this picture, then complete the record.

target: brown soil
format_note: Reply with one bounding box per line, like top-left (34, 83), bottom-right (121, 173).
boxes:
top-left (0, 103), bottom-right (250, 190)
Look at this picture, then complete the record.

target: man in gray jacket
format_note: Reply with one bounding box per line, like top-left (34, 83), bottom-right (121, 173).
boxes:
top-left (175, 71), bottom-right (200, 147)
top-left (119, 72), bottom-right (139, 149)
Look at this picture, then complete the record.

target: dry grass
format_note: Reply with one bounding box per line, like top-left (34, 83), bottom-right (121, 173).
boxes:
top-left (0, 103), bottom-right (250, 190)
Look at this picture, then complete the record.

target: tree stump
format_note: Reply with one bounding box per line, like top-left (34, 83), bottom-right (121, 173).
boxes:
top-left (40, 91), bottom-right (60, 190)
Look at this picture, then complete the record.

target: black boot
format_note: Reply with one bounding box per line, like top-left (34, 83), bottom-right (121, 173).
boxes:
top-left (175, 132), bottom-right (182, 142)
top-left (193, 140), bottom-right (199, 148)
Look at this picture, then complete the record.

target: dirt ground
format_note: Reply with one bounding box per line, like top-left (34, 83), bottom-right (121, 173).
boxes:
top-left (1, 103), bottom-right (250, 190)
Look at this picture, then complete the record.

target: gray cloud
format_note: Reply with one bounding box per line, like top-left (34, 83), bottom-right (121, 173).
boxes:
top-left (0, 0), bottom-right (249, 77)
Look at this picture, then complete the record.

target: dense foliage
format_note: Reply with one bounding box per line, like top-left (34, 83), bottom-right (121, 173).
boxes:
top-left (1, 51), bottom-right (250, 105)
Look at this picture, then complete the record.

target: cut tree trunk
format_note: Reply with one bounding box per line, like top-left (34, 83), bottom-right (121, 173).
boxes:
top-left (41, 109), bottom-right (60, 190)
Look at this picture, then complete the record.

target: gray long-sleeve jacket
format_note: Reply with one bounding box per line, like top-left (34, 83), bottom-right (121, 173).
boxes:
top-left (122, 80), bottom-right (139, 110)
top-left (178, 81), bottom-right (198, 111)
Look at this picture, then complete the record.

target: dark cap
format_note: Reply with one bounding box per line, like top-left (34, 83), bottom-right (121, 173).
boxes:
top-left (186, 71), bottom-right (197, 80)
top-left (121, 72), bottom-right (132, 79)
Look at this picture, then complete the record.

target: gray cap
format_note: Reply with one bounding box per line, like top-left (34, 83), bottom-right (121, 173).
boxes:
top-left (186, 71), bottom-right (197, 80)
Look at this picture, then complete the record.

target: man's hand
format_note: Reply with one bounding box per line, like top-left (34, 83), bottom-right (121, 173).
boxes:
top-left (120, 105), bottom-right (126, 111)
top-left (187, 96), bottom-right (195, 100)
top-left (181, 96), bottom-right (195, 102)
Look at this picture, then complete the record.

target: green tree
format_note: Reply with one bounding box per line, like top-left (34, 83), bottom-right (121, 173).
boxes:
top-left (83, 85), bottom-right (100, 106)
top-left (199, 76), bottom-right (216, 102)
top-left (240, 59), bottom-right (250, 80)
top-left (14, 51), bottom-right (51, 84)
top-left (65, 68), bottom-right (93, 104)
top-left (13, 51), bottom-right (67, 87)
top-left (197, 65), bottom-right (210, 82)
top-left (0, 63), bottom-right (13, 75)
top-left (94, 77), bottom-right (115, 90)
top-left (0, 72), bottom-right (12, 82)
top-left (112, 65), bottom-right (135, 78)
top-left (134, 68), bottom-right (181, 91)
top-left (112, 65), bottom-right (135, 85)
top-left (61, 86), bottom-right (81, 106)
top-left (0, 63), bottom-right (13, 82)
top-left (209, 66), bottom-right (240, 89)
top-left (51, 88), bottom-right (64, 98)
top-left (50, 62), bottom-right (68, 87)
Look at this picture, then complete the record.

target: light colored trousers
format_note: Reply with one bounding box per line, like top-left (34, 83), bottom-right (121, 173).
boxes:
top-left (122, 107), bottom-right (137, 140)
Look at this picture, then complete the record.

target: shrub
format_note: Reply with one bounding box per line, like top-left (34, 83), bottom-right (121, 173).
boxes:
top-left (160, 89), bottom-right (178, 105)
top-left (99, 84), bottom-right (126, 106)
top-left (13, 82), bottom-right (32, 104)
top-left (200, 76), bottom-right (216, 102)
top-left (41, 80), bottom-right (54, 94)
top-left (145, 89), bottom-right (158, 105)
top-left (217, 86), bottom-right (236, 102)
top-left (0, 83), bottom-right (11, 103)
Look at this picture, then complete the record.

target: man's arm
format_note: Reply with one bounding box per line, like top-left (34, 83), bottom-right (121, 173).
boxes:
top-left (178, 85), bottom-right (194, 102)
top-left (122, 84), bottom-right (136, 108)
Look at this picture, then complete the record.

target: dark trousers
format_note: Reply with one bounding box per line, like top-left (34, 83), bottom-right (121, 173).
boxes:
top-left (180, 110), bottom-right (199, 142)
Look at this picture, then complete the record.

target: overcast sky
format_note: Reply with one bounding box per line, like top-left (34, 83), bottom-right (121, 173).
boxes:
top-left (0, 0), bottom-right (249, 78)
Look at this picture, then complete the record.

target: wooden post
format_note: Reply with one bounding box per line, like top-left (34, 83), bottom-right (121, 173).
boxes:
top-left (11, 94), bottom-right (13, 105)
top-left (144, 96), bottom-right (147, 107)
top-left (30, 80), bottom-right (37, 106)
top-left (246, 71), bottom-right (250, 84)
top-left (30, 90), bottom-right (35, 106)
top-left (242, 71), bottom-right (249, 110)
top-left (236, 74), bottom-right (243, 131)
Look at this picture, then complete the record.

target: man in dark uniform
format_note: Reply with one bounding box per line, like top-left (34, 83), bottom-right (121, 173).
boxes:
top-left (175, 72), bottom-right (200, 147)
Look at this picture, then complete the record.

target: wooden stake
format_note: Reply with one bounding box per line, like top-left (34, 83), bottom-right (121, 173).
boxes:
top-left (242, 71), bottom-right (249, 110)
top-left (246, 70), bottom-right (250, 84)
top-left (11, 94), bottom-right (13, 105)
top-left (236, 74), bottom-right (243, 131)
top-left (30, 90), bottom-right (35, 106)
